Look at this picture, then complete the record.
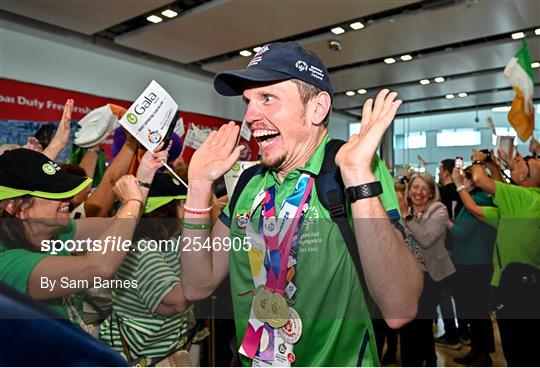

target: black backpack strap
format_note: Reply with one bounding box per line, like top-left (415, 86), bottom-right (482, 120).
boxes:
top-left (219, 164), bottom-right (264, 228)
top-left (315, 139), bottom-right (369, 300)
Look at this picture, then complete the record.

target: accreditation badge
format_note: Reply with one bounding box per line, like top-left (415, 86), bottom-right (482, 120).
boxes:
top-left (252, 333), bottom-right (294, 367)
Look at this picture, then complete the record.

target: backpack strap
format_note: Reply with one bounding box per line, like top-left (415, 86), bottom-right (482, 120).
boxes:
top-left (315, 139), bottom-right (370, 300)
top-left (219, 164), bottom-right (264, 228)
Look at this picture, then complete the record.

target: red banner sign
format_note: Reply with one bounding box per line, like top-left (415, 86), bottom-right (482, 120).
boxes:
top-left (0, 78), bottom-right (258, 162)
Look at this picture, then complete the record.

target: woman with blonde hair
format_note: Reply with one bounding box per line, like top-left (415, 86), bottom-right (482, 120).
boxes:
top-left (399, 172), bottom-right (455, 366)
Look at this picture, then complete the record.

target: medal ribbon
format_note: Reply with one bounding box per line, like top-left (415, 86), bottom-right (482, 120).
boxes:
top-left (262, 175), bottom-right (313, 295)
top-left (239, 174), bottom-right (313, 361)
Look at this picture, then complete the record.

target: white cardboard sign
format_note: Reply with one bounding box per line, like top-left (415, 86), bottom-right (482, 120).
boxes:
top-left (118, 80), bottom-right (178, 152)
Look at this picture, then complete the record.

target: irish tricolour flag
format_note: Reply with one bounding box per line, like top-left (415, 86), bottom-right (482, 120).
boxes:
top-left (504, 40), bottom-right (535, 141)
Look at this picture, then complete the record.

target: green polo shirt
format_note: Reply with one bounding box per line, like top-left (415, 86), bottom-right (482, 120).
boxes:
top-left (482, 181), bottom-right (540, 286)
top-left (221, 135), bottom-right (400, 366)
top-left (0, 220), bottom-right (82, 318)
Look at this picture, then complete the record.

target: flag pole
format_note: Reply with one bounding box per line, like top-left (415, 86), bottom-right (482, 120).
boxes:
top-left (160, 160), bottom-right (188, 189)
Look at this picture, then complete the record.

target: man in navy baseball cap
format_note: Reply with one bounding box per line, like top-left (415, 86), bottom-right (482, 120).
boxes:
top-left (180, 41), bottom-right (422, 367)
top-left (214, 42), bottom-right (333, 98)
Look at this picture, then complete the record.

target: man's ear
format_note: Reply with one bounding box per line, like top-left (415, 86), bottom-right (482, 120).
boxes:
top-left (4, 200), bottom-right (27, 219)
top-left (311, 92), bottom-right (331, 126)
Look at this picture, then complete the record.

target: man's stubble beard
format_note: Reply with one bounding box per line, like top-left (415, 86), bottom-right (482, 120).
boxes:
top-left (261, 152), bottom-right (287, 171)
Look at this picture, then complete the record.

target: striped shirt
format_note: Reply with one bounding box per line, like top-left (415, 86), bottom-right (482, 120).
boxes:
top-left (99, 239), bottom-right (194, 359)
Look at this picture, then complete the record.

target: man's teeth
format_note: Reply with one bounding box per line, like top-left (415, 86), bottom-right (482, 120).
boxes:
top-left (58, 205), bottom-right (70, 213)
top-left (260, 137), bottom-right (277, 147)
top-left (253, 129), bottom-right (279, 138)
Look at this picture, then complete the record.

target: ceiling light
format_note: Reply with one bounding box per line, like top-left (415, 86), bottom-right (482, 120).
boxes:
top-left (346, 91), bottom-right (356, 96)
top-left (384, 58), bottom-right (396, 64)
top-left (511, 32), bottom-right (525, 40)
top-left (147, 15), bottom-right (163, 23)
top-left (239, 50), bottom-right (252, 57)
top-left (420, 79), bottom-right (430, 85)
top-left (445, 94), bottom-right (455, 99)
top-left (253, 47), bottom-right (262, 53)
top-left (400, 54), bottom-right (412, 61)
top-left (161, 9), bottom-right (178, 18)
top-left (350, 22), bottom-right (364, 30)
top-left (532, 61), bottom-right (540, 68)
top-left (434, 76), bottom-right (445, 83)
top-left (535, 28), bottom-right (540, 36)
top-left (492, 106), bottom-right (511, 112)
top-left (458, 92), bottom-right (468, 98)
top-left (331, 27), bottom-right (345, 35)
top-left (357, 89), bottom-right (367, 94)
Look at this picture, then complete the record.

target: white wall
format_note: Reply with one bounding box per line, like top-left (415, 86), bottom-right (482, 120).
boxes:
top-left (0, 17), bottom-right (245, 120)
top-left (391, 108), bottom-right (540, 177)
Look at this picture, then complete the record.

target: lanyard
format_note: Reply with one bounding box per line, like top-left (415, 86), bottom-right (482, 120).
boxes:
top-left (239, 173), bottom-right (313, 363)
top-left (261, 176), bottom-right (313, 296)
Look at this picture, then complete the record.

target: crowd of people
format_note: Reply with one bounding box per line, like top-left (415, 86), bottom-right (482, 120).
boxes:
top-left (0, 42), bottom-right (538, 367)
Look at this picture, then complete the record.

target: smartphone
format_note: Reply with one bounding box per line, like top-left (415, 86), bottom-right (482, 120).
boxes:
top-left (455, 156), bottom-right (464, 175)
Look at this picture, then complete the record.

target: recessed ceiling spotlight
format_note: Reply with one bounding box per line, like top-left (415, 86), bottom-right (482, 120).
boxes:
top-left (331, 27), bottom-right (345, 35)
top-left (532, 61), bottom-right (540, 69)
top-left (400, 54), bottom-right (412, 61)
top-left (350, 22), bottom-right (364, 30)
top-left (384, 58), bottom-right (396, 64)
top-left (147, 15), bottom-right (163, 23)
top-left (458, 92), bottom-right (468, 98)
top-left (511, 32), bottom-right (525, 40)
top-left (445, 94), bottom-right (455, 99)
top-left (420, 79), bottom-right (430, 85)
top-left (346, 91), bottom-right (356, 96)
top-left (535, 28), bottom-right (540, 36)
top-left (253, 47), bottom-right (262, 53)
top-left (239, 50), bottom-right (252, 57)
top-left (434, 76), bottom-right (445, 83)
top-left (357, 89), bottom-right (367, 94)
top-left (161, 9), bottom-right (178, 18)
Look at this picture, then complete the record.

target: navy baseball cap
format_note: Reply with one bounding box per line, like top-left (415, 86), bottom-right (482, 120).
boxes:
top-left (214, 42), bottom-right (333, 98)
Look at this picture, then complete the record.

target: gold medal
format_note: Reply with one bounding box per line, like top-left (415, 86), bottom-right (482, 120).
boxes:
top-left (266, 293), bottom-right (290, 329)
top-left (252, 286), bottom-right (272, 323)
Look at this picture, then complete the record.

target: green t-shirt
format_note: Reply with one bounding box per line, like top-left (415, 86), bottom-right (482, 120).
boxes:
top-left (99, 239), bottom-right (194, 359)
top-left (482, 181), bottom-right (540, 286)
top-left (221, 135), bottom-right (400, 366)
top-left (0, 220), bottom-right (80, 318)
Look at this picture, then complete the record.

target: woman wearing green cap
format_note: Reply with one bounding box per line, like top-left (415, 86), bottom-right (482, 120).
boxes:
top-left (0, 146), bottom-right (168, 330)
top-left (99, 172), bottom-right (200, 363)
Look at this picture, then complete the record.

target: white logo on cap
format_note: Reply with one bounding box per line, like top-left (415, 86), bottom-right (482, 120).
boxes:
top-left (295, 61), bottom-right (308, 72)
top-left (248, 45), bottom-right (270, 68)
top-left (42, 161), bottom-right (60, 175)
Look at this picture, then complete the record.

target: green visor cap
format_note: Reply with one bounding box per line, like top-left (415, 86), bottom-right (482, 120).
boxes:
top-left (143, 173), bottom-right (188, 214)
top-left (0, 148), bottom-right (92, 201)
top-left (0, 178), bottom-right (92, 201)
top-left (144, 195), bottom-right (187, 214)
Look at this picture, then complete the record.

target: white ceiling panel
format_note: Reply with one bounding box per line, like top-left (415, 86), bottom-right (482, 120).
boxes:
top-left (203, 0), bottom-right (540, 74)
top-left (333, 70), bottom-right (540, 110)
top-left (116, 0), bottom-right (417, 64)
top-left (347, 87), bottom-right (540, 116)
top-left (0, 0), bottom-right (174, 35)
top-left (329, 38), bottom-right (540, 95)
